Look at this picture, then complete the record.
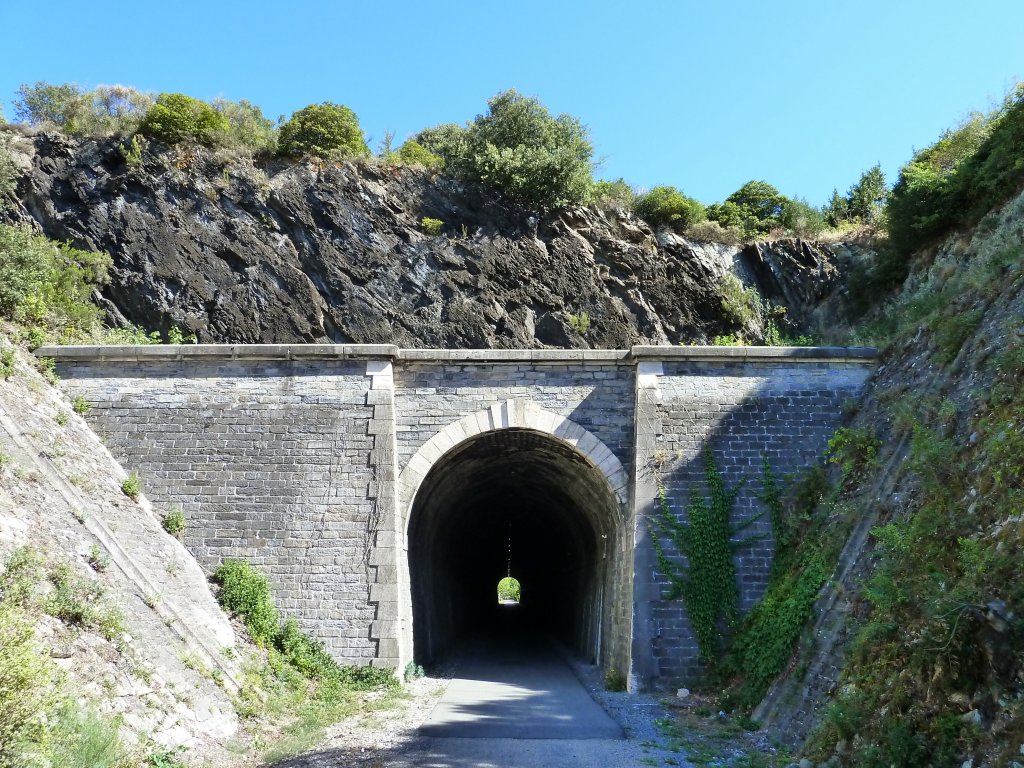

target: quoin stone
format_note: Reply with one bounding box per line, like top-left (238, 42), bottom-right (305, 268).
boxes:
top-left (39, 344), bottom-right (874, 690)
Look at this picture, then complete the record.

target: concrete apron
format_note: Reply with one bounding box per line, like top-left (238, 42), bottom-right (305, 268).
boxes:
top-left (419, 633), bottom-right (622, 740)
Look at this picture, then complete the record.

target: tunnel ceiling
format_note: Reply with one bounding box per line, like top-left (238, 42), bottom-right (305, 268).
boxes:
top-left (409, 428), bottom-right (620, 544)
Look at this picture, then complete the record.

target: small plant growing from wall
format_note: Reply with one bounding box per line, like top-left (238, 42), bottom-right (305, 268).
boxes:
top-left (87, 545), bottom-right (111, 572)
top-left (568, 312), bottom-right (591, 335)
top-left (120, 472), bottom-right (141, 500)
top-left (162, 507), bottom-right (186, 538)
top-left (604, 668), bottom-right (627, 692)
top-left (0, 348), bottom-right (15, 379)
top-left (420, 217), bottom-right (444, 236)
top-left (72, 395), bottom-right (91, 415)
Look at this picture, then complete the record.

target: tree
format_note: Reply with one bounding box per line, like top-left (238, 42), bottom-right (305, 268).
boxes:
top-left (707, 181), bottom-right (788, 238)
top-left (14, 82), bottom-right (90, 131)
top-left (395, 139), bottom-right (443, 170)
top-left (846, 164), bottom-right (888, 221)
top-left (413, 123), bottom-right (470, 172)
top-left (634, 186), bottom-right (706, 229)
top-left (415, 90), bottom-right (595, 210)
top-left (211, 98), bottom-right (276, 152)
top-left (464, 89), bottom-right (594, 209)
top-left (780, 197), bottom-right (827, 238)
top-left (138, 93), bottom-right (228, 146)
top-left (277, 102), bottom-right (369, 160)
top-left (87, 85), bottom-right (153, 134)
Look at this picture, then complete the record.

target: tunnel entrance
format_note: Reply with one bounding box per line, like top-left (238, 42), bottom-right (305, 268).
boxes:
top-left (407, 428), bottom-right (625, 669)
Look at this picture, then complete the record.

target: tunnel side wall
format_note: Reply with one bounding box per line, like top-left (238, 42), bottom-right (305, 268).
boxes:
top-left (46, 352), bottom-right (388, 664)
top-left (630, 357), bottom-right (874, 687)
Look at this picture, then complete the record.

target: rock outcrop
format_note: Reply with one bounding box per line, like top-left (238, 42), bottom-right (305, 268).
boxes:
top-left (3, 129), bottom-right (853, 346)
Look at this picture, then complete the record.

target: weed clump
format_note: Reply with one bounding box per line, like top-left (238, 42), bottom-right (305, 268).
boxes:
top-left (120, 472), bottom-right (141, 500)
top-left (161, 507), bottom-right (186, 538)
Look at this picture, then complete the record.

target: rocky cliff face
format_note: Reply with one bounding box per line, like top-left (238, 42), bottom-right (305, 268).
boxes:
top-left (3, 129), bottom-right (854, 346)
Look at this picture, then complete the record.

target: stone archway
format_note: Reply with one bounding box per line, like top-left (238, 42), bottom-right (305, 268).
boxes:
top-left (395, 400), bottom-right (632, 676)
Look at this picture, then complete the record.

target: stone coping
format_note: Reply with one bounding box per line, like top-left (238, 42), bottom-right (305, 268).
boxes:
top-left (36, 344), bottom-right (877, 364)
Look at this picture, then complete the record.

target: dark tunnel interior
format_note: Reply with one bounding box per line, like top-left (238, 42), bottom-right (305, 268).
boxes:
top-left (408, 429), bottom-right (621, 666)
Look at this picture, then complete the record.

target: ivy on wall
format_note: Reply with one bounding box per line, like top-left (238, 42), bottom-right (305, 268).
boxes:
top-left (651, 448), bottom-right (778, 665)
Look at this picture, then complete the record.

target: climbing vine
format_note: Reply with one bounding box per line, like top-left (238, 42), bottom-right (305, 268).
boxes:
top-left (651, 448), bottom-right (774, 664)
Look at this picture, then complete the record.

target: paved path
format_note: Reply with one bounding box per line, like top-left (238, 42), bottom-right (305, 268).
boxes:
top-left (277, 633), bottom-right (684, 768)
top-left (418, 634), bottom-right (622, 740)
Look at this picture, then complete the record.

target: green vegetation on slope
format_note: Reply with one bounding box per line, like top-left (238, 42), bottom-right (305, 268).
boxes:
top-left (0, 547), bottom-right (136, 768)
top-left (212, 559), bottom-right (399, 762)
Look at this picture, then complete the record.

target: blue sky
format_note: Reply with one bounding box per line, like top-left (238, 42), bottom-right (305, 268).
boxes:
top-left (1, 0), bottom-right (1021, 206)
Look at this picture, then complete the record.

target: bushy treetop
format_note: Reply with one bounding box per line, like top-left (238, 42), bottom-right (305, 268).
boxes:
top-left (415, 89), bottom-right (595, 210)
top-left (14, 82), bottom-right (154, 136)
top-left (277, 102), bottom-right (369, 161)
top-left (138, 92), bottom-right (228, 146)
top-left (634, 186), bottom-right (706, 230)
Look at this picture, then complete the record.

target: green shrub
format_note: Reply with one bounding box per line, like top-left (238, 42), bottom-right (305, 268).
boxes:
top-left (824, 164), bottom-right (888, 227)
top-left (72, 395), bottom-right (91, 415)
top-left (707, 180), bottom-right (788, 239)
top-left (329, 663), bottom-right (398, 691)
top-left (417, 90), bottom-right (594, 209)
top-left (0, 224), bottom-right (111, 341)
top-left (590, 178), bottom-right (637, 210)
top-left (634, 186), bottom-right (706, 230)
top-left (719, 273), bottom-right (759, 327)
top-left (15, 81), bottom-right (153, 136)
top-left (413, 122), bottom-right (470, 170)
top-left (684, 219), bottom-right (743, 245)
top-left (277, 618), bottom-right (337, 679)
top-left (826, 426), bottom-right (880, 478)
top-left (87, 545), bottom-right (110, 573)
top-left (567, 312), bottom-right (591, 335)
top-left (45, 701), bottom-right (128, 768)
top-left (779, 196), bottom-right (827, 238)
top-left (395, 139), bottom-right (443, 170)
top-left (139, 92), bottom-right (228, 146)
top-left (420, 217), bottom-right (444, 236)
top-left (213, 559), bottom-right (279, 646)
top-left (0, 603), bottom-right (55, 765)
top-left (120, 472), bottom-right (141, 500)
top-left (603, 668), bottom-right (627, 692)
top-left (277, 102), bottom-right (369, 161)
top-left (14, 81), bottom-right (90, 132)
top-left (0, 135), bottom-right (16, 205)
top-left (45, 563), bottom-right (123, 640)
top-left (403, 661), bottom-right (424, 682)
top-left (473, 89), bottom-right (594, 209)
top-left (211, 97), bottom-right (276, 152)
top-left (884, 87), bottom-right (1024, 259)
top-left (1, 348), bottom-right (15, 380)
top-left (100, 324), bottom-right (162, 345)
top-left (162, 507), bottom-right (186, 538)
top-left (87, 84), bottom-right (154, 135)
top-left (121, 134), bottom-right (144, 168)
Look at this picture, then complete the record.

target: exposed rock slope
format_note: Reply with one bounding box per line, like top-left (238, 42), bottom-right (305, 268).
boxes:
top-left (4, 129), bottom-right (852, 346)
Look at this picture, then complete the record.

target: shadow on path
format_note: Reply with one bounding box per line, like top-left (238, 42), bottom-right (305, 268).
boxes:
top-left (417, 630), bottom-right (622, 740)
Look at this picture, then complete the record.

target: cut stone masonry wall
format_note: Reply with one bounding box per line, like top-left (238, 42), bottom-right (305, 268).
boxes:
top-left (40, 344), bottom-right (875, 687)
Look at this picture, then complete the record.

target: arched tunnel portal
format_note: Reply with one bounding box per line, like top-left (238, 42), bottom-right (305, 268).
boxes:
top-left (406, 428), bottom-right (629, 671)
